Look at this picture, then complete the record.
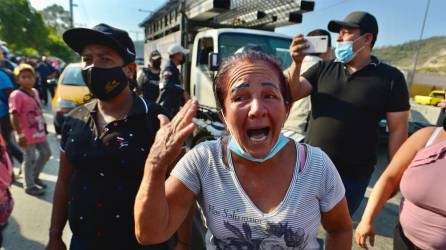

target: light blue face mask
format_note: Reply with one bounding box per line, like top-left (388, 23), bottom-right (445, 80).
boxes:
top-left (227, 133), bottom-right (289, 163)
top-left (335, 35), bottom-right (366, 64)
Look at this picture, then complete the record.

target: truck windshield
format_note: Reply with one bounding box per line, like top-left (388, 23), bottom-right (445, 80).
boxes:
top-left (219, 33), bottom-right (292, 70)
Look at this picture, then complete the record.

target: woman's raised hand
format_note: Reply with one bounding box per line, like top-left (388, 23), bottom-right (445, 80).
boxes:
top-left (145, 100), bottom-right (198, 172)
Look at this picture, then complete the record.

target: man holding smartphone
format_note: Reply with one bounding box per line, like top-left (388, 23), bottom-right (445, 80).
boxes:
top-left (283, 29), bottom-right (332, 142)
top-left (287, 11), bottom-right (410, 215)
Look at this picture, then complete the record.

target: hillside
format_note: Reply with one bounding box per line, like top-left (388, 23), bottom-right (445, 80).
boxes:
top-left (373, 36), bottom-right (446, 75)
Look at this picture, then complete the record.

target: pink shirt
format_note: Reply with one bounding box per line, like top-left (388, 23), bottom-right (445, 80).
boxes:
top-left (0, 135), bottom-right (12, 204)
top-left (399, 128), bottom-right (446, 249)
top-left (9, 89), bottom-right (46, 145)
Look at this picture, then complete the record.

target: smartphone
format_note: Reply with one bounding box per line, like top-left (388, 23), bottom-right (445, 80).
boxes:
top-left (303, 35), bottom-right (328, 53)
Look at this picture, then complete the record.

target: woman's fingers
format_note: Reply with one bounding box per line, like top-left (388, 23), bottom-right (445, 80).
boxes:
top-left (177, 100), bottom-right (198, 131)
top-left (369, 234), bottom-right (375, 247)
top-left (158, 114), bottom-right (170, 127)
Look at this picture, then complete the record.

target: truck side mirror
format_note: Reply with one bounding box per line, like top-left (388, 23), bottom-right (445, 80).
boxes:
top-left (208, 52), bottom-right (220, 71)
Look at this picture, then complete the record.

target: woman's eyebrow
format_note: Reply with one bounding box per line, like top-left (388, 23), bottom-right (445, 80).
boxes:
top-left (230, 82), bottom-right (250, 93)
top-left (262, 82), bottom-right (279, 89)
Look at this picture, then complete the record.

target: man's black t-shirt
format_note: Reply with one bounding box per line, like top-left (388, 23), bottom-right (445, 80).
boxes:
top-left (302, 56), bottom-right (410, 177)
top-left (60, 96), bottom-right (168, 249)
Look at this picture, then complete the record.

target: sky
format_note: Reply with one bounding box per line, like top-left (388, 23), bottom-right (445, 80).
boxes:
top-left (29, 0), bottom-right (446, 48)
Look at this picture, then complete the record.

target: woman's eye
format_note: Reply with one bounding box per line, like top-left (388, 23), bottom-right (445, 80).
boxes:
top-left (233, 95), bottom-right (247, 102)
top-left (264, 93), bottom-right (277, 99)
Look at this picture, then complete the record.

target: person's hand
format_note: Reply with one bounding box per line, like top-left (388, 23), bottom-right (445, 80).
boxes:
top-left (46, 237), bottom-right (67, 250)
top-left (355, 220), bottom-right (375, 250)
top-left (17, 134), bottom-right (27, 148)
top-left (145, 100), bottom-right (197, 172)
top-left (289, 34), bottom-right (309, 65)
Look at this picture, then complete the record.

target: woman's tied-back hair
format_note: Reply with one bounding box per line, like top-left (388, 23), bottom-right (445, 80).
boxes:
top-left (213, 50), bottom-right (291, 113)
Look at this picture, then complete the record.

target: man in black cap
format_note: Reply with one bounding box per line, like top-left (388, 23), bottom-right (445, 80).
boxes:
top-left (137, 50), bottom-right (162, 102)
top-left (287, 11), bottom-right (410, 215)
top-left (47, 23), bottom-right (192, 250)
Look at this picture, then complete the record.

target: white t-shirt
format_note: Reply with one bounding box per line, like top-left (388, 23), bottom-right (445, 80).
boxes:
top-left (171, 139), bottom-right (345, 250)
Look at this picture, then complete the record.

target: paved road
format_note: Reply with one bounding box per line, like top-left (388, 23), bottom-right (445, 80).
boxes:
top-left (2, 106), bottom-right (400, 250)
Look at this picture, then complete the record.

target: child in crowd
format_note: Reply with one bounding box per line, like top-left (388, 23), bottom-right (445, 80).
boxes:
top-left (9, 64), bottom-right (51, 196)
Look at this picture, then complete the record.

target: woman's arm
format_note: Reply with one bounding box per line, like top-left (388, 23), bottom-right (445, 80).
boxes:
top-left (10, 112), bottom-right (26, 147)
top-left (47, 151), bottom-right (74, 250)
top-left (134, 100), bottom-right (198, 244)
top-left (355, 127), bottom-right (435, 249)
top-left (322, 198), bottom-right (352, 250)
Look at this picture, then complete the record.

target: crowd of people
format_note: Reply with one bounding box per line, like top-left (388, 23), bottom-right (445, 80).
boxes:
top-left (0, 9), bottom-right (445, 250)
top-left (0, 43), bottom-right (63, 246)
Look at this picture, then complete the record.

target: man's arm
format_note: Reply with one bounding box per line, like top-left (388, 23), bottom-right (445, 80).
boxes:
top-left (47, 151), bottom-right (74, 250)
top-left (386, 111), bottom-right (409, 160)
top-left (287, 34), bottom-right (313, 102)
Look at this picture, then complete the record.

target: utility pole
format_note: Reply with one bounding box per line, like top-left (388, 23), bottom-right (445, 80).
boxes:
top-left (408, 0), bottom-right (431, 89)
top-left (69, 0), bottom-right (78, 28)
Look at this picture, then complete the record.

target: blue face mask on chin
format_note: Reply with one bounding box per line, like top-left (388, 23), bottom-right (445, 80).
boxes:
top-left (227, 133), bottom-right (289, 163)
top-left (335, 35), bottom-right (366, 64)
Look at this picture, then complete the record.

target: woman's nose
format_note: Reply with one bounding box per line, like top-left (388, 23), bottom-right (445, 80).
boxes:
top-left (248, 98), bottom-right (266, 118)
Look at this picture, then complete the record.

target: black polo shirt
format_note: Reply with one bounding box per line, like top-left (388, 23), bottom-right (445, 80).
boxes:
top-left (60, 95), bottom-right (168, 249)
top-left (302, 56), bottom-right (410, 177)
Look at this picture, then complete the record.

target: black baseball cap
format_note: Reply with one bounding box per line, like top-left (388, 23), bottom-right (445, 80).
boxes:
top-left (328, 11), bottom-right (378, 38)
top-left (150, 50), bottom-right (161, 60)
top-left (63, 23), bottom-right (136, 64)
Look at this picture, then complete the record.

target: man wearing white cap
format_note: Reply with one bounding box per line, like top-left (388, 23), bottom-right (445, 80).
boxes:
top-left (157, 44), bottom-right (190, 117)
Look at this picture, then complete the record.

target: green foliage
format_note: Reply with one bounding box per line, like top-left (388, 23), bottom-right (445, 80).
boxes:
top-left (0, 1), bottom-right (73, 61)
top-left (374, 36), bottom-right (446, 75)
top-left (40, 4), bottom-right (71, 35)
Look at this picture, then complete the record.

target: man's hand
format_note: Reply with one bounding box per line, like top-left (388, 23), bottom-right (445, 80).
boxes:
top-left (289, 34), bottom-right (309, 65)
top-left (46, 237), bottom-right (67, 250)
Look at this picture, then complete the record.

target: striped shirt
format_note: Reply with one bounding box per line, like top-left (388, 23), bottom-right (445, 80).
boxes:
top-left (171, 138), bottom-right (345, 250)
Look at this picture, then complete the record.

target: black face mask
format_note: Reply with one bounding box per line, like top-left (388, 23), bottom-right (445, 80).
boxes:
top-left (178, 56), bottom-right (185, 65)
top-left (81, 66), bottom-right (129, 101)
top-left (152, 60), bottom-right (161, 70)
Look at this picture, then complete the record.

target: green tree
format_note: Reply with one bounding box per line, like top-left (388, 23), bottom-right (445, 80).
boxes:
top-left (40, 4), bottom-right (71, 35)
top-left (0, 0), bottom-right (48, 51)
top-left (0, 1), bottom-right (73, 62)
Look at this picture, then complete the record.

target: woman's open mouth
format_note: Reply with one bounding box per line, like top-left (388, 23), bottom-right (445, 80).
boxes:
top-left (247, 127), bottom-right (270, 143)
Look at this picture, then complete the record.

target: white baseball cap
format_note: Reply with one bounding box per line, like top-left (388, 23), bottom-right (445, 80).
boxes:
top-left (167, 44), bottom-right (190, 55)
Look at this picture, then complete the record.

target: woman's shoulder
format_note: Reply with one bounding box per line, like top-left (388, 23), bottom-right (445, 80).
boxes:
top-left (405, 127), bottom-right (439, 150)
top-left (298, 143), bottom-right (334, 172)
top-left (190, 139), bottom-right (221, 156)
